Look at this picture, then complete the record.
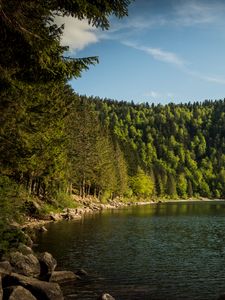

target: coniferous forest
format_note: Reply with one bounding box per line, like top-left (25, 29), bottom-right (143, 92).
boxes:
top-left (0, 0), bottom-right (225, 253)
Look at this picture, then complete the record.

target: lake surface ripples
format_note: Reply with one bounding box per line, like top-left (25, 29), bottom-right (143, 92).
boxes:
top-left (36, 201), bottom-right (225, 300)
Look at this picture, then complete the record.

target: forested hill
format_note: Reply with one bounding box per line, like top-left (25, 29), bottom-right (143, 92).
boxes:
top-left (88, 96), bottom-right (225, 199)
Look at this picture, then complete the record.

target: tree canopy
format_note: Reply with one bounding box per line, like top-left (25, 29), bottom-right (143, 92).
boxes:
top-left (0, 0), bottom-right (132, 87)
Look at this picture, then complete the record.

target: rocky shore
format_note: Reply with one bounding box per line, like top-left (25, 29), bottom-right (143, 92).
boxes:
top-left (21, 197), bottom-right (154, 230)
top-left (0, 197), bottom-right (154, 300)
top-left (0, 244), bottom-right (116, 300)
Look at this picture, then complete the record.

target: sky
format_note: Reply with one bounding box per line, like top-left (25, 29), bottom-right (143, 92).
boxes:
top-left (56, 0), bottom-right (225, 104)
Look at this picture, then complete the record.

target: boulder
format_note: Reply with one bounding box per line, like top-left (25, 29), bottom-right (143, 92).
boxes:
top-left (18, 244), bottom-right (33, 255)
top-left (22, 233), bottom-right (33, 247)
top-left (9, 252), bottom-right (40, 277)
top-left (4, 286), bottom-right (37, 300)
top-left (3, 273), bottom-right (64, 300)
top-left (49, 213), bottom-right (62, 222)
top-left (65, 209), bottom-right (81, 220)
top-left (38, 252), bottom-right (57, 277)
top-left (49, 271), bottom-right (77, 283)
top-left (98, 293), bottom-right (115, 300)
top-left (0, 275), bottom-right (3, 300)
top-left (39, 226), bottom-right (48, 233)
top-left (0, 261), bottom-right (12, 276)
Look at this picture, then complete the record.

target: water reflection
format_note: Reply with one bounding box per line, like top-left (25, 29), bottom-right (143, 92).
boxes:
top-left (36, 201), bottom-right (225, 300)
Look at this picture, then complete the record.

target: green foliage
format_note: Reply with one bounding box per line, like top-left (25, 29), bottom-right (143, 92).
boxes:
top-left (91, 97), bottom-right (225, 199)
top-left (54, 192), bottom-right (78, 209)
top-left (130, 168), bottom-right (154, 197)
top-left (0, 175), bottom-right (28, 223)
top-left (0, 0), bottom-right (131, 86)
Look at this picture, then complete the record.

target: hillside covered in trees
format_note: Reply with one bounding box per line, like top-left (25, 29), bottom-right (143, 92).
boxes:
top-left (81, 96), bottom-right (225, 200)
top-left (100, 97), bottom-right (225, 196)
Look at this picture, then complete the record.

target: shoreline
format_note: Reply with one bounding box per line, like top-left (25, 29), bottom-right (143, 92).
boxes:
top-left (21, 197), bottom-right (225, 231)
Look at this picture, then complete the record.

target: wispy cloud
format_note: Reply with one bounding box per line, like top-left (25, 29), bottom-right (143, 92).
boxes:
top-left (141, 91), bottom-right (175, 103)
top-left (124, 41), bottom-right (225, 86)
top-left (173, 1), bottom-right (225, 26)
top-left (123, 41), bottom-right (185, 67)
top-left (55, 16), bottom-right (98, 52)
top-left (186, 70), bottom-right (225, 85)
top-left (143, 91), bottom-right (161, 99)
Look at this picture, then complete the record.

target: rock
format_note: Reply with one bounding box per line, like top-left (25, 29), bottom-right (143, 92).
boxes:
top-left (49, 271), bottom-right (77, 283)
top-left (0, 261), bottom-right (12, 276)
top-left (4, 286), bottom-right (37, 300)
top-left (98, 293), bottom-right (115, 300)
top-left (18, 244), bottom-right (33, 255)
top-left (21, 232), bottom-right (33, 247)
top-left (65, 209), bottom-right (81, 220)
top-left (49, 213), bottom-right (62, 222)
top-left (0, 275), bottom-right (3, 300)
top-left (3, 273), bottom-right (64, 300)
top-left (9, 252), bottom-right (40, 277)
top-left (38, 252), bottom-right (57, 277)
top-left (75, 268), bottom-right (88, 277)
top-left (218, 294), bottom-right (225, 300)
top-left (39, 226), bottom-right (48, 233)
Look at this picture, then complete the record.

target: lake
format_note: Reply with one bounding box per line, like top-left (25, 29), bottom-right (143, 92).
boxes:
top-left (36, 201), bottom-right (225, 300)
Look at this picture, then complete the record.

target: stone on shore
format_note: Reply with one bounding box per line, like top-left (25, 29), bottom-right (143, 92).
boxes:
top-left (18, 244), bottom-right (33, 255)
top-left (0, 261), bottom-right (12, 276)
top-left (3, 273), bottom-right (64, 300)
top-left (49, 213), bottom-right (62, 222)
top-left (49, 271), bottom-right (77, 283)
top-left (9, 252), bottom-right (40, 277)
top-left (4, 285), bottom-right (37, 300)
top-left (38, 252), bottom-right (57, 277)
top-left (98, 293), bottom-right (115, 300)
top-left (62, 208), bottom-right (82, 220)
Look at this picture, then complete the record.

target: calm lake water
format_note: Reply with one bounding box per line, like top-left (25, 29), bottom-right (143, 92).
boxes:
top-left (36, 201), bottom-right (225, 300)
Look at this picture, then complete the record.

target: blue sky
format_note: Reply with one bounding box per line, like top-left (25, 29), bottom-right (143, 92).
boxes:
top-left (57, 0), bottom-right (225, 104)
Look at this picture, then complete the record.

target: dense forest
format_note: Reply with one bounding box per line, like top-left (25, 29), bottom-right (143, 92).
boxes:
top-left (0, 0), bottom-right (132, 251)
top-left (1, 0), bottom-right (225, 253)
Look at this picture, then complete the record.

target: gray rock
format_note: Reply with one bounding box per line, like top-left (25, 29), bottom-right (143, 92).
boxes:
top-left (0, 261), bottom-right (12, 276)
top-left (0, 275), bottom-right (3, 300)
top-left (49, 213), bottom-right (62, 222)
top-left (49, 271), bottom-right (77, 283)
top-left (18, 244), bottom-right (33, 255)
top-left (65, 209), bottom-right (81, 220)
top-left (9, 252), bottom-right (40, 277)
top-left (4, 286), bottom-right (37, 300)
top-left (98, 293), bottom-right (115, 300)
top-left (3, 273), bottom-right (64, 300)
top-left (22, 233), bottom-right (33, 247)
top-left (38, 252), bottom-right (57, 277)
top-left (39, 226), bottom-right (48, 233)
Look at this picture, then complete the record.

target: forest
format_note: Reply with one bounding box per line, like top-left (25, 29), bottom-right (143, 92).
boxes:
top-left (0, 0), bottom-right (225, 252)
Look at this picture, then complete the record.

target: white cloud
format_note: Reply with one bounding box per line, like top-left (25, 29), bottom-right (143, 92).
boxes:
top-left (143, 91), bottom-right (161, 99)
top-left (173, 1), bottom-right (225, 26)
top-left (142, 90), bottom-right (175, 103)
top-left (123, 42), bottom-right (185, 67)
top-left (55, 16), bottom-right (99, 52)
top-left (187, 70), bottom-right (225, 85)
